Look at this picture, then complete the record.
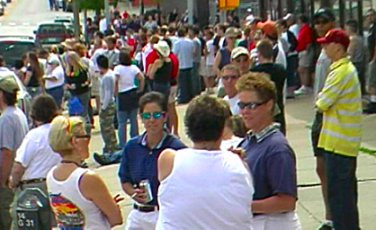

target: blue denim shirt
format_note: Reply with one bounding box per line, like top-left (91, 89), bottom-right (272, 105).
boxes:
top-left (118, 132), bottom-right (186, 206)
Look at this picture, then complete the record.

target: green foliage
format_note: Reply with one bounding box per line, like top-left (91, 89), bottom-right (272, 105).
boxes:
top-left (79, 0), bottom-right (118, 10)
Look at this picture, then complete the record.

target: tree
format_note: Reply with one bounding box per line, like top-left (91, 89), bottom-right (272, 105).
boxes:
top-left (79, 0), bottom-right (118, 11)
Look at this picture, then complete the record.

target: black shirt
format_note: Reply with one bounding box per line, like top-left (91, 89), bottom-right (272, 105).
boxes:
top-left (65, 68), bottom-right (90, 95)
top-left (26, 66), bottom-right (41, 87)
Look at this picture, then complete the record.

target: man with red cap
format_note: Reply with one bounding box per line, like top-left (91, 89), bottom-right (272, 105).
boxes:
top-left (315, 28), bottom-right (362, 230)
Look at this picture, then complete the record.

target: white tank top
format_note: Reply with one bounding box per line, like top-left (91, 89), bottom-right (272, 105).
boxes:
top-left (46, 167), bottom-right (111, 230)
top-left (156, 148), bottom-right (254, 230)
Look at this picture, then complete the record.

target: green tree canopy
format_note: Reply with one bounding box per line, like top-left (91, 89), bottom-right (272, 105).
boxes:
top-left (80, 0), bottom-right (118, 11)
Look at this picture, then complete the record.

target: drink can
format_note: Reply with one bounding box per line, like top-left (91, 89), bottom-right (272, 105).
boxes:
top-left (139, 179), bottom-right (153, 203)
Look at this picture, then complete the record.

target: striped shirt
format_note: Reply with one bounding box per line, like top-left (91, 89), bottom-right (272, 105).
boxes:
top-left (316, 57), bottom-right (362, 157)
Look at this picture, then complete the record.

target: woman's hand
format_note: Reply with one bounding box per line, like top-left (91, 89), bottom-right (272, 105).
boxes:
top-left (131, 188), bottom-right (148, 204)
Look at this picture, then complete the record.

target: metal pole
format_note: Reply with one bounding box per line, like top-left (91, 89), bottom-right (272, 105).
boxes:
top-left (73, 0), bottom-right (80, 40)
top-left (104, 0), bottom-right (111, 30)
top-left (188, 0), bottom-right (194, 24)
top-left (358, 0), bottom-right (363, 36)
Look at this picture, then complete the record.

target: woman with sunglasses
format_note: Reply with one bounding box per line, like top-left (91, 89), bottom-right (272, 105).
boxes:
top-left (47, 116), bottom-right (123, 229)
top-left (118, 92), bottom-right (186, 229)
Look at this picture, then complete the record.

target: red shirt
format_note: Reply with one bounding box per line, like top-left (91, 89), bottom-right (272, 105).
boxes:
top-left (296, 23), bottom-right (313, 52)
top-left (145, 50), bottom-right (159, 74)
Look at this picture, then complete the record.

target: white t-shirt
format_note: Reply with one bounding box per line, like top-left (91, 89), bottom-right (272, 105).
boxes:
top-left (113, 64), bottom-right (140, 93)
top-left (15, 124), bottom-right (61, 180)
top-left (99, 18), bottom-right (108, 33)
top-left (157, 148), bottom-right (253, 230)
top-left (221, 136), bottom-right (243, 151)
top-left (91, 48), bottom-right (106, 71)
top-left (206, 39), bottom-right (216, 66)
top-left (224, 94), bottom-right (240, 115)
top-left (45, 66), bottom-right (65, 89)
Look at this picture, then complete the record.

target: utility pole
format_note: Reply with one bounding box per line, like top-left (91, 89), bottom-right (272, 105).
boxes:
top-left (104, 0), bottom-right (111, 30)
top-left (73, 0), bottom-right (80, 40)
top-left (188, 0), bottom-right (194, 24)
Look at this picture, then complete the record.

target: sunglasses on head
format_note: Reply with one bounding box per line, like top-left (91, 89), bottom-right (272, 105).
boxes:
top-left (141, 112), bottom-right (165, 120)
top-left (237, 101), bottom-right (266, 110)
top-left (222, 75), bottom-right (240, 81)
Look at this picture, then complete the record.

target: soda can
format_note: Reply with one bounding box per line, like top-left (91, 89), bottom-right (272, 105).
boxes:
top-left (139, 179), bottom-right (153, 203)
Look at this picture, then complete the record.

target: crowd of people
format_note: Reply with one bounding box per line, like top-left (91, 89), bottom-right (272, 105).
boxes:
top-left (0, 4), bottom-right (372, 230)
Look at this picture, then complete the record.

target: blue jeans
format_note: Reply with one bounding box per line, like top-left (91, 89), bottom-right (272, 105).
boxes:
top-left (177, 68), bottom-right (193, 104)
top-left (73, 91), bottom-right (91, 135)
top-left (46, 85), bottom-right (64, 108)
top-left (117, 108), bottom-right (139, 148)
top-left (324, 151), bottom-right (359, 230)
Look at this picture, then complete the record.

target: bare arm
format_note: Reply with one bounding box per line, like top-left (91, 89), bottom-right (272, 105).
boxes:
top-left (212, 51), bottom-right (222, 77)
top-left (114, 74), bottom-right (120, 96)
top-left (136, 72), bottom-right (145, 93)
top-left (80, 171), bottom-right (123, 227)
top-left (148, 60), bottom-right (163, 80)
top-left (252, 194), bottom-right (296, 214)
top-left (158, 148), bottom-right (176, 181)
top-left (0, 148), bottom-right (14, 188)
top-left (9, 162), bottom-right (25, 189)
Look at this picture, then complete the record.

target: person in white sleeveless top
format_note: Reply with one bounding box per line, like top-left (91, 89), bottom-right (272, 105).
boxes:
top-left (157, 95), bottom-right (254, 230)
top-left (46, 116), bottom-right (123, 229)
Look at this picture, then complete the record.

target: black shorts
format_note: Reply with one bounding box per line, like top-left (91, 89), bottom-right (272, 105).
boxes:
top-left (311, 111), bottom-right (326, 157)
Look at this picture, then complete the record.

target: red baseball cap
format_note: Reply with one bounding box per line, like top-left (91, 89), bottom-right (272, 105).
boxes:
top-left (316, 29), bottom-right (350, 49)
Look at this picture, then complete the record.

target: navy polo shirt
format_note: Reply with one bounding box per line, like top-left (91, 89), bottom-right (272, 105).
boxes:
top-left (239, 127), bottom-right (297, 201)
top-left (118, 132), bottom-right (186, 206)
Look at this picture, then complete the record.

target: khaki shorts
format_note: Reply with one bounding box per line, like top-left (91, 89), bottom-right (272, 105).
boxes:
top-left (168, 85), bottom-right (178, 104)
top-left (91, 72), bottom-right (101, 96)
top-left (298, 51), bottom-right (311, 68)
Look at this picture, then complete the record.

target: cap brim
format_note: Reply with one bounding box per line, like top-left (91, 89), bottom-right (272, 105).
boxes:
top-left (316, 37), bottom-right (329, 44)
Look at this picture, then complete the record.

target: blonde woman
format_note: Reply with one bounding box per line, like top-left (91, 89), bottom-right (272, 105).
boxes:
top-left (65, 51), bottom-right (91, 134)
top-left (24, 52), bottom-right (44, 98)
top-left (47, 116), bottom-right (123, 229)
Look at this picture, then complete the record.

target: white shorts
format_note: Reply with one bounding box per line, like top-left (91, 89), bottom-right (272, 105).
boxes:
top-left (168, 85), bottom-right (178, 104)
top-left (125, 209), bottom-right (158, 230)
top-left (252, 211), bottom-right (301, 230)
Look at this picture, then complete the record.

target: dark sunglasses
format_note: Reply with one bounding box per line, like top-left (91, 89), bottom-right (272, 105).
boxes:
top-left (235, 57), bottom-right (249, 63)
top-left (141, 112), bottom-right (165, 120)
top-left (222, 75), bottom-right (240, 81)
top-left (237, 101), bottom-right (266, 110)
top-left (74, 134), bottom-right (91, 139)
top-left (314, 20), bottom-right (330, 25)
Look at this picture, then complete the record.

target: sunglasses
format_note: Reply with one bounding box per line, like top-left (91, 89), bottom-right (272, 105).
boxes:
top-left (235, 57), bottom-right (249, 63)
top-left (238, 101), bottom-right (266, 110)
top-left (222, 75), bottom-right (239, 81)
top-left (74, 134), bottom-right (91, 139)
top-left (141, 112), bottom-right (165, 120)
top-left (314, 20), bottom-right (330, 25)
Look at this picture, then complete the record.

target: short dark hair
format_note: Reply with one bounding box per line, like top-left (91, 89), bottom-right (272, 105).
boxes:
top-left (188, 25), bottom-right (200, 35)
top-left (30, 94), bottom-right (58, 123)
top-left (298, 14), bottom-right (309, 23)
top-left (1, 90), bottom-right (17, 106)
top-left (163, 38), bottom-right (172, 49)
top-left (95, 31), bottom-right (105, 39)
top-left (119, 51), bottom-right (132, 66)
top-left (105, 36), bottom-right (117, 45)
top-left (346, 19), bottom-right (358, 33)
top-left (257, 39), bottom-right (274, 60)
top-left (97, 55), bottom-right (109, 69)
top-left (177, 27), bottom-right (187, 37)
top-left (139, 92), bottom-right (167, 113)
top-left (185, 95), bottom-right (229, 142)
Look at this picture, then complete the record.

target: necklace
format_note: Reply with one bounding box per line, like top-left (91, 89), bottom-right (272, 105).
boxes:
top-left (61, 160), bottom-right (82, 167)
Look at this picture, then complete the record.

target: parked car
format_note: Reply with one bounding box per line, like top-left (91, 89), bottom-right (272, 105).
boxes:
top-left (34, 22), bottom-right (74, 48)
top-left (0, 36), bottom-right (39, 68)
top-left (0, 68), bottom-right (32, 118)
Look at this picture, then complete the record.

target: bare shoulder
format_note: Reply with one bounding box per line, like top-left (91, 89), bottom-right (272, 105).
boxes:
top-left (79, 170), bottom-right (106, 199)
top-left (158, 148), bottom-right (178, 181)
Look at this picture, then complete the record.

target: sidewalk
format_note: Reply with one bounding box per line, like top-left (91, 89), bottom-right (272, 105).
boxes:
top-left (87, 95), bottom-right (376, 229)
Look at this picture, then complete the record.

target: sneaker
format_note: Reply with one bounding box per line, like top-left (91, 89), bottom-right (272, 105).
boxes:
top-left (317, 222), bottom-right (333, 230)
top-left (93, 153), bottom-right (115, 166)
top-left (294, 86), bottom-right (313, 96)
top-left (363, 102), bottom-right (376, 114)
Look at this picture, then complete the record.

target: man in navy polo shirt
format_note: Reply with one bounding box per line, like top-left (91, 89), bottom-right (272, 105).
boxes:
top-left (118, 92), bottom-right (186, 229)
top-left (236, 73), bottom-right (301, 229)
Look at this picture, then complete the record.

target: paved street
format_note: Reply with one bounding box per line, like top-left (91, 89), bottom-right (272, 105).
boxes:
top-left (1, 0), bottom-right (376, 229)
